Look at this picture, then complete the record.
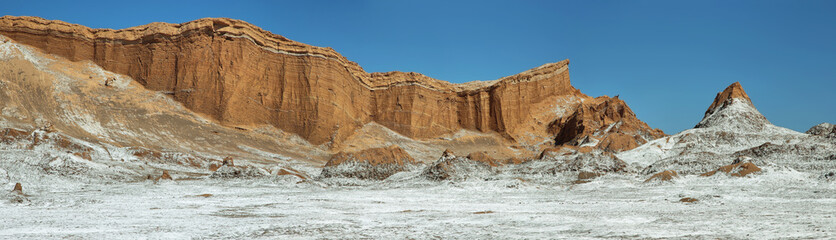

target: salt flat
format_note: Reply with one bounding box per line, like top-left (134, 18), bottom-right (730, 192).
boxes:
top-left (2, 168), bottom-right (834, 239)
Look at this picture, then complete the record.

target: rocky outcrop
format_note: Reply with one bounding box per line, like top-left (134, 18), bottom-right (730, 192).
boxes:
top-left (1, 128), bottom-right (30, 144)
top-left (575, 171), bottom-right (603, 183)
top-left (12, 182), bottom-right (22, 193)
top-left (0, 16), bottom-right (659, 152)
top-left (422, 150), bottom-right (500, 181)
top-left (8, 182), bottom-right (27, 203)
top-left (700, 162), bottom-right (761, 177)
top-left (644, 170), bottom-right (678, 183)
top-left (208, 156), bottom-right (270, 178)
top-left (530, 146), bottom-right (629, 174)
top-left (549, 96), bottom-right (665, 152)
top-left (158, 170), bottom-right (173, 180)
top-left (210, 165), bottom-right (269, 178)
top-left (703, 82), bottom-right (750, 115)
top-left (275, 167), bottom-right (307, 180)
top-left (695, 82), bottom-right (769, 130)
top-left (619, 82), bottom-right (836, 176)
top-left (320, 145), bottom-right (417, 180)
top-left (806, 123), bottom-right (836, 138)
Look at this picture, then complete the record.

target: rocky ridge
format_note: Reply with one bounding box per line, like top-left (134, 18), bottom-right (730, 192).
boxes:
top-left (0, 16), bottom-right (662, 152)
top-left (549, 96), bottom-right (665, 152)
top-left (618, 82), bottom-right (836, 175)
top-left (806, 123), bottom-right (835, 138)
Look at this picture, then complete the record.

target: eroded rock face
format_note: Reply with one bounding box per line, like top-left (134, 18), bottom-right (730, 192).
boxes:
top-left (320, 145), bottom-right (417, 180)
top-left (0, 16), bottom-right (567, 145)
top-left (0, 16), bottom-right (660, 152)
top-left (549, 96), bottom-right (665, 152)
top-left (645, 170), bottom-right (678, 183)
top-left (422, 150), bottom-right (499, 181)
top-left (701, 162), bottom-right (761, 177)
top-left (806, 123), bottom-right (836, 138)
top-left (704, 82), bottom-right (750, 115)
top-left (695, 82), bottom-right (769, 130)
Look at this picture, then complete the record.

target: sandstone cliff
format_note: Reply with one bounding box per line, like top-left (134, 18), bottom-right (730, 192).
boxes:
top-left (0, 16), bottom-right (660, 151)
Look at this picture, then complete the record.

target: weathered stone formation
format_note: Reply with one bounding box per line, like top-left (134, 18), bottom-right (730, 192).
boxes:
top-left (0, 16), bottom-right (662, 151)
top-left (703, 82), bottom-right (751, 117)
top-left (549, 96), bottom-right (665, 151)
top-left (532, 146), bottom-right (629, 174)
top-left (700, 162), bottom-right (762, 177)
top-left (644, 170), bottom-right (679, 183)
top-left (158, 170), bottom-right (173, 180)
top-left (621, 82), bottom-right (836, 176)
top-left (12, 182), bottom-right (23, 193)
top-left (695, 81), bottom-right (769, 130)
top-left (422, 150), bottom-right (502, 181)
top-left (806, 123), bottom-right (836, 138)
top-left (320, 145), bottom-right (417, 180)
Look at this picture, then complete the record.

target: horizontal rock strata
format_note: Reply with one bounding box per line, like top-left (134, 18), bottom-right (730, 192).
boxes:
top-left (0, 16), bottom-right (663, 153)
top-left (0, 16), bottom-right (581, 145)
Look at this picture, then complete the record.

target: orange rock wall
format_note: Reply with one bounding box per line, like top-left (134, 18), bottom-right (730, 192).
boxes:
top-left (549, 96), bottom-right (666, 151)
top-left (0, 16), bottom-right (581, 145)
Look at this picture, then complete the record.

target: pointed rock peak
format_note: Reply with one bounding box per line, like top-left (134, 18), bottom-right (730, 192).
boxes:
top-left (705, 82), bottom-right (751, 115)
top-left (696, 82), bottom-right (770, 130)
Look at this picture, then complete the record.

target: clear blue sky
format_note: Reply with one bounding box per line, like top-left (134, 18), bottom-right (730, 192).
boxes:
top-left (4, 0), bottom-right (835, 134)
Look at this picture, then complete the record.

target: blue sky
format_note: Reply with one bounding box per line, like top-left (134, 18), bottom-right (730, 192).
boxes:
top-left (4, 0), bottom-right (835, 134)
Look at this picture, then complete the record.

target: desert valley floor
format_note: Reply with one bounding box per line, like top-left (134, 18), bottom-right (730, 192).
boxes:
top-left (2, 169), bottom-right (835, 239)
